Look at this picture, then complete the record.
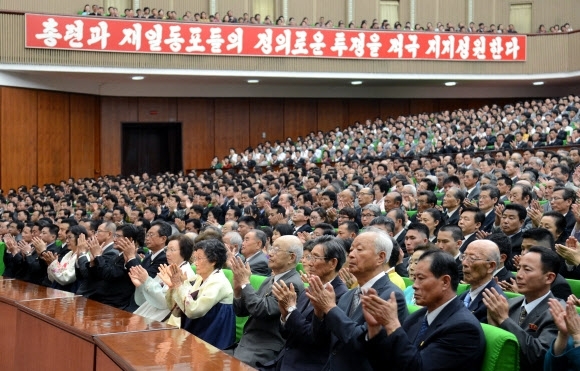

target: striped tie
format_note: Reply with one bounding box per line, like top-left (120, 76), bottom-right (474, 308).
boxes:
top-left (519, 307), bottom-right (527, 325)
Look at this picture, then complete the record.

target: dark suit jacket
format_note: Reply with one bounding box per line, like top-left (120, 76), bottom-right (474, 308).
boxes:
top-left (293, 224), bottom-right (312, 236)
top-left (87, 248), bottom-right (140, 310)
top-left (500, 293), bottom-right (561, 371)
top-left (233, 269), bottom-right (304, 367)
top-left (505, 231), bottom-right (523, 272)
top-left (458, 279), bottom-right (504, 323)
top-left (76, 244), bottom-right (118, 297)
top-left (271, 276), bottom-right (348, 371)
top-left (564, 211), bottom-right (576, 239)
top-left (481, 210), bottom-right (496, 233)
top-left (313, 274), bottom-right (408, 371)
top-left (21, 242), bottom-right (67, 286)
top-left (443, 209), bottom-right (460, 226)
top-left (395, 229), bottom-right (407, 256)
top-left (362, 296), bottom-right (485, 371)
top-left (140, 250), bottom-right (167, 278)
top-left (466, 185), bottom-right (480, 201)
top-left (551, 273), bottom-right (572, 301)
top-left (247, 251), bottom-right (272, 277)
top-left (459, 233), bottom-right (477, 254)
top-left (494, 266), bottom-right (515, 283)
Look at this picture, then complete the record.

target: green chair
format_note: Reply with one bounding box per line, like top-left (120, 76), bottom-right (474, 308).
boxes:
top-left (296, 263), bottom-right (305, 274)
top-left (566, 278), bottom-right (580, 298)
top-left (457, 283), bottom-right (470, 295)
top-left (235, 274), bottom-right (267, 342)
top-left (403, 277), bottom-right (413, 288)
top-left (222, 269), bottom-right (234, 287)
top-left (0, 242), bottom-right (5, 276)
top-left (407, 304), bottom-right (421, 313)
top-left (504, 291), bottom-right (522, 299)
top-left (480, 323), bottom-right (520, 371)
top-left (503, 201), bottom-right (511, 205)
top-left (407, 210), bottom-right (417, 219)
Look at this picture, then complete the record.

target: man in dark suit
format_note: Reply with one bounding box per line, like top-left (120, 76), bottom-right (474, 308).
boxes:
top-left (25, 223), bottom-right (64, 285)
top-left (442, 187), bottom-right (465, 226)
top-left (387, 208), bottom-right (407, 256)
top-left (86, 223), bottom-right (141, 311)
top-left (436, 225), bottom-right (464, 281)
top-left (549, 187), bottom-right (576, 239)
top-left (268, 235), bottom-right (347, 371)
top-left (229, 235), bottom-right (304, 367)
top-left (361, 250), bottom-right (486, 371)
top-left (478, 185), bottom-right (499, 233)
top-left (485, 232), bottom-right (516, 283)
top-left (291, 206), bottom-right (312, 236)
top-left (458, 240), bottom-right (504, 322)
top-left (307, 230), bottom-right (408, 371)
top-left (493, 203), bottom-right (526, 271)
top-left (457, 207), bottom-right (483, 253)
top-left (484, 247), bottom-right (562, 371)
top-left (241, 229), bottom-right (271, 276)
top-left (136, 220), bottom-right (169, 277)
top-left (76, 221), bottom-right (117, 298)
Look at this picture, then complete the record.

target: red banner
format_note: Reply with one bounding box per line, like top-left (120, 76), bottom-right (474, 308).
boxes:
top-left (25, 14), bottom-right (527, 61)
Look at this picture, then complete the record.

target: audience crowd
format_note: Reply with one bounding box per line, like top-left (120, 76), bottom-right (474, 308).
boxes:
top-left (78, 4), bottom-right (575, 34)
top-left (2, 93), bottom-right (580, 369)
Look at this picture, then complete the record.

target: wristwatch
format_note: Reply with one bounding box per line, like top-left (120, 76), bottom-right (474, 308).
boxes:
top-left (286, 306), bottom-right (297, 313)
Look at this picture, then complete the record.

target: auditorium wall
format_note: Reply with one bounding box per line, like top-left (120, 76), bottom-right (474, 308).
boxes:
top-left (2, 0), bottom-right (579, 31)
top-left (0, 86), bottom-right (527, 188)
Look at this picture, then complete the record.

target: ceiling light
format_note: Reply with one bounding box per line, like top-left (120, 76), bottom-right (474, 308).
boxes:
top-left (444, 82), bottom-right (456, 87)
top-left (533, 81), bottom-right (544, 86)
top-left (247, 79), bottom-right (259, 84)
top-left (351, 81), bottom-right (363, 85)
top-left (132, 76), bottom-right (144, 81)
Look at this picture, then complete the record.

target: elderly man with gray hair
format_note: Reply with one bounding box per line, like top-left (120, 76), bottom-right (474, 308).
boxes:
top-left (229, 235), bottom-right (305, 367)
top-left (457, 239), bottom-right (505, 322)
top-left (306, 230), bottom-right (408, 371)
top-left (360, 204), bottom-right (381, 228)
top-left (224, 231), bottom-right (244, 262)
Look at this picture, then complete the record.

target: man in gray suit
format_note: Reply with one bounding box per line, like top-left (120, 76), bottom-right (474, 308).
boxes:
top-left (229, 235), bottom-right (304, 367)
top-left (241, 229), bottom-right (271, 276)
top-left (483, 246), bottom-right (562, 371)
top-left (307, 229), bottom-right (408, 371)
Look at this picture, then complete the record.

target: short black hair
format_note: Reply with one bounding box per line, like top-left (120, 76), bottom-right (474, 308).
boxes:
top-left (418, 250), bottom-right (460, 291)
top-left (527, 246), bottom-right (561, 275)
top-left (486, 232), bottom-right (512, 258)
top-left (542, 211), bottom-right (567, 236)
top-left (407, 222), bottom-right (429, 239)
top-left (238, 216), bottom-right (257, 229)
top-left (313, 223), bottom-right (336, 236)
top-left (438, 224), bottom-right (463, 242)
top-left (522, 228), bottom-right (555, 250)
top-left (503, 203), bottom-right (527, 221)
top-left (341, 221), bottom-right (359, 235)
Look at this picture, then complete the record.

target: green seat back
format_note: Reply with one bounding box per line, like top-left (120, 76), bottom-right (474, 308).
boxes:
top-left (566, 279), bottom-right (580, 298)
top-left (538, 200), bottom-right (548, 206)
top-left (480, 323), bottom-right (520, 371)
top-left (296, 263), bottom-right (305, 274)
top-left (222, 269), bottom-right (234, 286)
top-left (235, 274), bottom-right (268, 342)
top-left (503, 201), bottom-right (511, 205)
top-left (407, 210), bottom-right (417, 219)
top-left (0, 242), bottom-right (5, 276)
top-left (407, 304), bottom-right (421, 313)
top-left (504, 291), bottom-right (522, 299)
top-left (457, 283), bottom-right (470, 295)
top-left (403, 277), bottom-right (413, 288)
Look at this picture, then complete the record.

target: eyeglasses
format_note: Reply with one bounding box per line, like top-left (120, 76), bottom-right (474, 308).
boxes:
top-left (268, 247), bottom-right (293, 255)
top-left (549, 197), bottom-right (564, 202)
top-left (192, 256), bottom-right (207, 263)
top-left (96, 229), bottom-right (108, 234)
top-left (361, 213), bottom-right (376, 218)
top-left (146, 233), bottom-right (158, 237)
top-left (304, 255), bottom-right (327, 262)
top-left (460, 255), bottom-right (490, 264)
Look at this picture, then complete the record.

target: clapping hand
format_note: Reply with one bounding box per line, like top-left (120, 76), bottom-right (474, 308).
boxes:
top-left (128, 265), bottom-right (150, 288)
top-left (272, 280), bottom-right (297, 319)
top-left (339, 267), bottom-right (358, 289)
top-left (305, 275), bottom-right (336, 318)
top-left (361, 290), bottom-right (401, 337)
top-left (498, 277), bottom-right (519, 293)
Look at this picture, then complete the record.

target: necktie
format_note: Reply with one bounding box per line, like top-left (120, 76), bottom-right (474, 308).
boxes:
top-left (519, 307), bottom-right (527, 325)
top-left (349, 288), bottom-right (361, 316)
top-left (413, 317), bottom-right (429, 346)
top-left (463, 293), bottom-right (472, 308)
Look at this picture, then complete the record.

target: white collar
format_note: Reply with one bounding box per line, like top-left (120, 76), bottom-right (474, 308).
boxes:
top-left (360, 271), bottom-right (386, 292)
top-left (521, 291), bottom-right (552, 315)
top-left (426, 295), bottom-right (456, 325)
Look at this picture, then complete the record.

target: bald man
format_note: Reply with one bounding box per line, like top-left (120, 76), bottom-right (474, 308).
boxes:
top-left (458, 240), bottom-right (505, 322)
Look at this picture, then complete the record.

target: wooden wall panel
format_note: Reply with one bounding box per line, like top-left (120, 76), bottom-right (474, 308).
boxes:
top-left (283, 99), bottom-right (317, 141)
top-left (410, 99), bottom-right (439, 115)
top-left (317, 0), bottom-right (347, 25)
top-left (214, 99), bottom-right (250, 159)
top-left (178, 98), bottom-right (215, 170)
top-left (137, 97), bottom-right (177, 123)
top-left (173, 0), bottom-right (211, 15)
top-left (100, 97), bottom-right (138, 176)
top-left (70, 94), bottom-right (98, 179)
top-left (317, 99), bottom-right (347, 132)
top-left (0, 87), bottom-right (38, 190)
top-left (37, 91), bottom-right (70, 185)
top-left (380, 99), bottom-right (411, 119)
top-left (287, 0), bottom-right (313, 24)
top-left (216, 0), bottom-right (249, 18)
top-left (249, 99), bottom-right (284, 148)
top-left (348, 99), bottom-right (380, 125)
top-left (415, 0), bottom-right (439, 27)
